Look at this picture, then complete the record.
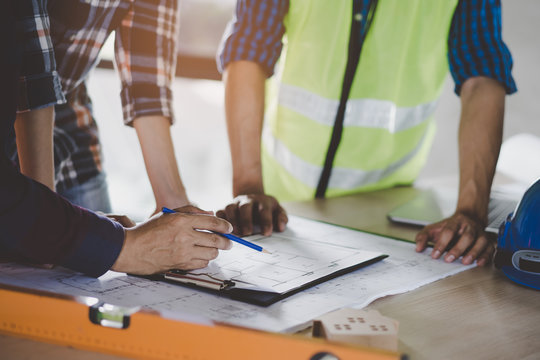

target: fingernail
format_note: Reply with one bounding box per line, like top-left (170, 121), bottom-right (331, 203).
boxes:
top-left (228, 224), bottom-right (233, 233)
top-left (432, 250), bottom-right (441, 258)
top-left (463, 255), bottom-right (473, 265)
top-left (416, 244), bottom-right (422, 252)
top-left (227, 241), bottom-right (233, 250)
top-left (445, 254), bottom-right (456, 263)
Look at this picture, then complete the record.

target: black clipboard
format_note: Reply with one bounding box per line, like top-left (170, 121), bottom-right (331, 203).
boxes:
top-left (143, 254), bottom-right (387, 307)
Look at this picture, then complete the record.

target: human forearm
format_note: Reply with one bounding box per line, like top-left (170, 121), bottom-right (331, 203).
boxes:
top-left (0, 156), bottom-right (124, 277)
top-left (133, 115), bottom-right (189, 211)
top-left (220, 61), bottom-right (288, 236)
top-left (224, 61), bottom-right (267, 196)
top-left (415, 76), bottom-right (506, 265)
top-left (14, 106), bottom-right (55, 190)
top-left (0, 156), bottom-right (232, 277)
top-left (456, 76), bottom-right (506, 222)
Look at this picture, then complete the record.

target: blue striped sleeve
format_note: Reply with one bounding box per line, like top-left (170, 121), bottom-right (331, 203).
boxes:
top-left (448, 0), bottom-right (517, 95)
top-left (217, 0), bottom-right (288, 77)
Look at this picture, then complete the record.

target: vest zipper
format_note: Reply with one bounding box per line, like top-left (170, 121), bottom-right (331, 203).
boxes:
top-left (315, 0), bottom-right (378, 198)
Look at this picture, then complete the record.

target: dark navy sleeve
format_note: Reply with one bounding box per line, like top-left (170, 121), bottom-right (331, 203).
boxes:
top-left (448, 0), bottom-right (517, 95)
top-left (217, 0), bottom-right (288, 77)
top-left (1, 0), bottom-right (123, 278)
top-left (0, 159), bottom-right (125, 277)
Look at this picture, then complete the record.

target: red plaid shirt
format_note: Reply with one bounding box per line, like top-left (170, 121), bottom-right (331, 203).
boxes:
top-left (15, 0), bottom-right (179, 192)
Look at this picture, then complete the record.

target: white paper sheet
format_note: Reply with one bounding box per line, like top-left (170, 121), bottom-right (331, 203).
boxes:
top-left (191, 232), bottom-right (383, 293)
top-left (0, 216), bottom-right (474, 333)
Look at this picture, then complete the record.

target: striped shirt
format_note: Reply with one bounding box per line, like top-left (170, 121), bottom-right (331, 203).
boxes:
top-left (15, 0), bottom-right (179, 193)
top-left (218, 0), bottom-right (517, 95)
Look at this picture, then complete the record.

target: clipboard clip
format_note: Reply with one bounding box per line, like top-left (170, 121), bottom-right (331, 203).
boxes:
top-left (164, 269), bottom-right (235, 291)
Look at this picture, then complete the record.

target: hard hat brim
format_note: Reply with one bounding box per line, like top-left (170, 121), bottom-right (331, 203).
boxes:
top-left (501, 266), bottom-right (540, 291)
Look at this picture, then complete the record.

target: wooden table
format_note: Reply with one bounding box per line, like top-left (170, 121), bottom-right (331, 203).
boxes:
top-left (286, 187), bottom-right (540, 360)
top-left (2, 186), bottom-right (539, 359)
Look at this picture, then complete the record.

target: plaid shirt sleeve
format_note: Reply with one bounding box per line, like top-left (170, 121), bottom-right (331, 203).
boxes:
top-left (448, 0), bottom-right (517, 95)
top-left (16, 0), bottom-right (65, 112)
top-left (115, 0), bottom-right (179, 126)
top-left (217, 0), bottom-right (288, 77)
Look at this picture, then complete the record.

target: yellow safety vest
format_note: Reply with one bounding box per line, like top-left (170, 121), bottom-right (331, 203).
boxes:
top-left (262, 0), bottom-right (458, 202)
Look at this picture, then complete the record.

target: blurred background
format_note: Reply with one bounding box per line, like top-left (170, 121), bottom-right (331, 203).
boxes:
top-left (87, 0), bottom-right (540, 221)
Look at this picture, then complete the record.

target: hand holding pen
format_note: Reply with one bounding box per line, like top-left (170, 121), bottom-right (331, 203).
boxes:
top-left (162, 207), bottom-right (270, 254)
top-left (112, 205), bottom-right (233, 274)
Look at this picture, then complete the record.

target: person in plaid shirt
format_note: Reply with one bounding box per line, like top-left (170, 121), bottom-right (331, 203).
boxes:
top-left (13, 0), bottom-right (188, 214)
top-left (2, 0), bottom-right (233, 277)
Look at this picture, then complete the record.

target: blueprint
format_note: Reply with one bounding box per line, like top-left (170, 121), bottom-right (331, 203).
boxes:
top-left (0, 216), bottom-right (474, 333)
top-left (191, 232), bottom-right (383, 293)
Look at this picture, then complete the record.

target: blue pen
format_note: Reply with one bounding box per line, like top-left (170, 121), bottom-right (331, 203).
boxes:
top-left (161, 207), bottom-right (270, 254)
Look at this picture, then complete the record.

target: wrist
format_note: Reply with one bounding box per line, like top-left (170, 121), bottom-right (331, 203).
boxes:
top-left (233, 178), bottom-right (264, 197)
top-left (456, 182), bottom-right (491, 221)
top-left (155, 192), bottom-right (190, 210)
top-left (111, 228), bottom-right (134, 273)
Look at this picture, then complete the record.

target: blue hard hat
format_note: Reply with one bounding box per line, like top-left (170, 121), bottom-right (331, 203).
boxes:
top-left (495, 179), bottom-right (540, 290)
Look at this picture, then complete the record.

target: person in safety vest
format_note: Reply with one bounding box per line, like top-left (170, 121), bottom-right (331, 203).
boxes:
top-left (215, 0), bottom-right (516, 267)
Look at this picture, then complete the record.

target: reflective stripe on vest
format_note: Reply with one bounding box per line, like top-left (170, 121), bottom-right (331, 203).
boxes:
top-left (278, 83), bottom-right (439, 133)
top-left (262, 125), bottom-right (429, 190)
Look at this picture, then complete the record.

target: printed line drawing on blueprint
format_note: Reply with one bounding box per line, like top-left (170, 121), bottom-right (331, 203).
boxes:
top-left (190, 233), bottom-right (383, 293)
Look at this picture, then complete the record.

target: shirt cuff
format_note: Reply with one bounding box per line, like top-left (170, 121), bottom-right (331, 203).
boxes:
top-left (454, 73), bottom-right (517, 96)
top-left (120, 84), bottom-right (174, 126)
top-left (218, 53), bottom-right (276, 79)
top-left (61, 212), bottom-right (125, 278)
top-left (17, 71), bottom-right (66, 112)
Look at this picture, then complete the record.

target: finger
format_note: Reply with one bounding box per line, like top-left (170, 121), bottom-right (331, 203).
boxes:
top-left (461, 233), bottom-right (490, 265)
top-left (225, 204), bottom-right (240, 234)
top-left (194, 231), bottom-right (232, 250)
top-left (415, 223), bottom-right (441, 252)
top-left (180, 259), bottom-right (210, 271)
top-left (238, 201), bottom-right (254, 236)
top-left (258, 201), bottom-right (274, 236)
top-left (168, 213), bottom-right (233, 239)
top-left (274, 205), bottom-right (288, 232)
top-left (476, 241), bottom-right (496, 267)
top-left (444, 229), bottom-right (476, 263)
top-left (216, 209), bottom-right (227, 219)
top-left (415, 228), bottom-right (430, 252)
top-left (431, 222), bottom-right (460, 259)
top-left (191, 246), bottom-right (220, 261)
